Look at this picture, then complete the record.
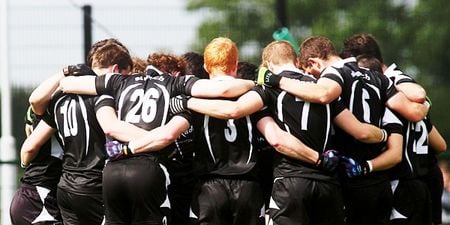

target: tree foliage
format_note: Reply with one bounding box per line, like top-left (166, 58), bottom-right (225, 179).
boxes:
top-left (186, 0), bottom-right (450, 141)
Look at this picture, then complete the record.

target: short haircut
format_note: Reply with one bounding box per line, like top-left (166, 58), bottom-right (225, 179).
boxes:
top-left (341, 33), bottom-right (383, 63)
top-left (298, 36), bottom-right (337, 69)
top-left (237, 61), bottom-right (258, 81)
top-left (262, 41), bottom-right (296, 67)
top-left (87, 38), bottom-right (133, 72)
top-left (204, 37), bottom-right (238, 75)
top-left (357, 55), bottom-right (383, 74)
top-left (147, 53), bottom-right (186, 76)
top-left (181, 51), bottom-right (209, 79)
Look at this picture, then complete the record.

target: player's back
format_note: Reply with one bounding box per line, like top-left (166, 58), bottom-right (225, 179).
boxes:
top-left (45, 91), bottom-right (107, 194)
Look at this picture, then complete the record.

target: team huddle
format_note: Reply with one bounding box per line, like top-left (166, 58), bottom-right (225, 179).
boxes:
top-left (10, 34), bottom-right (447, 225)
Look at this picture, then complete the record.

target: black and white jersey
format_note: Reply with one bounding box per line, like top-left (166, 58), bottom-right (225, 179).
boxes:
top-left (254, 70), bottom-right (344, 182)
top-left (94, 70), bottom-right (198, 133)
top-left (384, 64), bottom-right (435, 179)
top-left (21, 107), bottom-right (63, 191)
top-left (191, 76), bottom-right (259, 179)
top-left (321, 57), bottom-right (397, 126)
top-left (43, 91), bottom-right (113, 194)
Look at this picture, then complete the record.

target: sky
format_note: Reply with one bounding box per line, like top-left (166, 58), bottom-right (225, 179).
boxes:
top-left (5, 0), bottom-right (204, 87)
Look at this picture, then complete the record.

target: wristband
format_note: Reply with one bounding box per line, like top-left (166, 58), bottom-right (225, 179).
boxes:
top-left (380, 129), bottom-right (387, 143)
top-left (366, 160), bottom-right (373, 173)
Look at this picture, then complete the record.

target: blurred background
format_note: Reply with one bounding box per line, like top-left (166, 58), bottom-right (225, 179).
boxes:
top-left (1, 0), bottom-right (449, 222)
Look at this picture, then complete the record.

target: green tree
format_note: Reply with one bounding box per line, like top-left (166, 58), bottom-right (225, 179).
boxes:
top-left (186, 0), bottom-right (450, 141)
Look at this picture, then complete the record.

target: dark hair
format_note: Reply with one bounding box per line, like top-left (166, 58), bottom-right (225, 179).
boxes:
top-left (298, 36), bottom-right (337, 70)
top-left (356, 55), bottom-right (383, 73)
top-left (147, 53), bottom-right (186, 76)
top-left (341, 33), bottom-right (383, 63)
top-left (181, 51), bottom-right (209, 79)
top-left (237, 61), bottom-right (258, 81)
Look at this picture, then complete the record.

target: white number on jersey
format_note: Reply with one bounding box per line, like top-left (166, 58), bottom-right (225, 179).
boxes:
top-left (60, 99), bottom-right (79, 137)
top-left (125, 88), bottom-right (159, 123)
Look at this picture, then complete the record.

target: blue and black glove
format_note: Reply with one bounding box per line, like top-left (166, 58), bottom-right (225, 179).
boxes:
top-left (340, 156), bottom-right (371, 177)
top-left (315, 149), bottom-right (340, 172)
top-left (63, 64), bottom-right (96, 76)
top-left (105, 140), bottom-right (133, 161)
top-left (256, 67), bottom-right (281, 88)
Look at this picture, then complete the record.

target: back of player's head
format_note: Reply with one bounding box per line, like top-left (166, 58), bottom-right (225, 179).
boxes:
top-left (298, 36), bottom-right (337, 70)
top-left (131, 56), bottom-right (147, 74)
top-left (181, 51), bottom-right (209, 79)
top-left (204, 37), bottom-right (238, 75)
top-left (237, 61), bottom-right (258, 81)
top-left (147, 52), bottom-right (186, 77)
top-left (341, 33), bottom-right (383, 63)
top-left (262, 41), bottom-right (296, 67)
top-left (87, 38), bottom-right (133, 73)
top-left (357, 55), bottom-right (383, 74)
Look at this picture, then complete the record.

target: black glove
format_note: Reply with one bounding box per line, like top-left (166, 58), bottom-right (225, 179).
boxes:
top-left (63, 64), bottom-right (96, 76)
top-left (316, 149), bottom-right (340, 172)
top-left (340, 156), bottom-right (371, 178)
top-left (256, 67), bottom-right (281, 88)
top-left (169, 95), bottom-right (190, 115)
top-left (105, 140), bottom-right (133, 161)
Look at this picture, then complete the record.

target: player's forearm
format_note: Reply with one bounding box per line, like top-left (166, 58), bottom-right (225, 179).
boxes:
top-left (104, 121), bottom-right (148, 142)
top-left (29, 71), bottom-right (65, 115)
top-left (59, 76), bottom-right (98, 95)
top-left (370, 133), bottom-right (403, 172)
top-left (334, 109), bottom-right (385, 144)
top-left (129, 117), bottom-right (190, 154)
top-left (188, 98), bottom-right (238, 119)
top-left (257, 116), bottom-right (318, 164)
top-left (428, 126), bottom-right (447, 153)
top-left (279, 78), bottom-right (335, 104)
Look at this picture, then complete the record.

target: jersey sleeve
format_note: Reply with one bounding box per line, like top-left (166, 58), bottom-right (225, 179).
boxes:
top-left (320, 67), bottom-right (344, 88)
top-left (95, 73), bottom-right (127, 95)
top-left (330, 99), bottom-right (346, 119)
top-left (93, 95), bottom-right (116, 112)
top-left (176, 75), bottom-right (200, 96)
top-left (381, 107), bottom-right (403, 135)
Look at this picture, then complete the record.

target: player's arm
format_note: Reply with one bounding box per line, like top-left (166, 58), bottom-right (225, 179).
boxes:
top-left (395, 82), bottom-right (426, 103)
top-left (59, 76), bottom-right (98, 95)
top-left (29, 71), bottom-right (65, 115)
top-left (128, 116), bottom-right (190, 154)
top-left (333, 109), bottom-right (386, 144)
top-left (96, 106), bottom-right (148, 141)
top-left (278, 77), bottom-right (341, 104)
top-left (386, 91), bottom-right (429, 122)
top-left (256, 116), bottom-right (318, 164)
top-left (428, 125), bottom-right (447, 153)
top-left (370, 133), bottom-right (403, 172)
top-left (187, 91), bottom-right (264, 119)
top-left (20, 120), bottom-right (56, 167)
top-left (189, 78), bottom-right (255, 98)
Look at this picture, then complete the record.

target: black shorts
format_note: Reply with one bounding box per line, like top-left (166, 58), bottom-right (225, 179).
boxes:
top-left (103, 156), bottom-right (170, 225)
top-left (57, 188), bottom-right (103, 225)
top-left (390, 179), bottom-right (431, 225)
top-left (342, 180), bottom-right (393, 225)
top-left (420, 164), bottom-right (443, 224)
top-left (190, 178), bottom-right (264, 225)
top-left (268, 177), bottom-right (345, 225)
top-left (10, 183), bottom-right (62, 225)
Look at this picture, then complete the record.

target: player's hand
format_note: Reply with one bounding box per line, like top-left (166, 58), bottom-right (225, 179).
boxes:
top-left (169, 95), bottom-right (190, 115)
top-left (63, 64), bottom-right (96, 76)
top-left (105, 140), bottom-right (133, 161)
top-left (340, 156), bottom-right (371, 177)
top-left (256, 67), bottom-right (281, 88)
top-left (316, 149), bottom-right (340, 172)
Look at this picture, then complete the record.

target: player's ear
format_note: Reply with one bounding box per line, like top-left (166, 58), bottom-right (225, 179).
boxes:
top-left (111, 64), bottom-right (119, 73)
